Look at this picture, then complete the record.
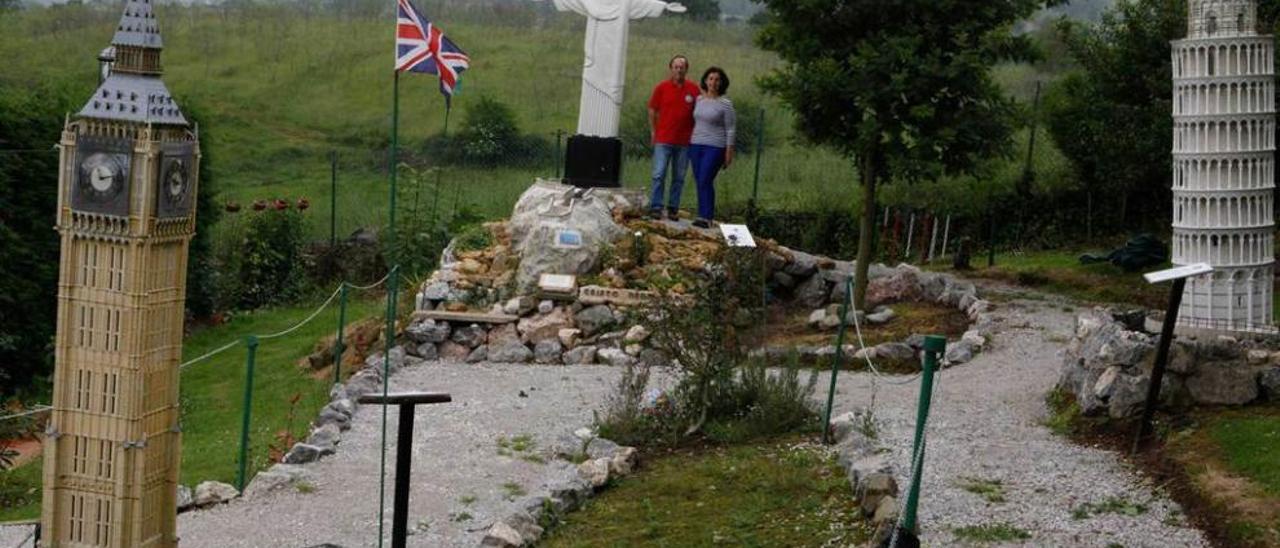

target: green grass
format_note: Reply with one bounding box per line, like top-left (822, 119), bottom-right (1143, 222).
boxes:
top-left (1208, 414), bottom-right (1280, 497)
top-left (951, 523), bottom-right (1032, 543)
top-left (0, 293), bottom-right (385, 522)
top-left (0, 458), bottom-right (42, 522)
top-left (541, 437), bottom-right (866, 547)
top-left (956, 477), bottom-right (1007, 504)
top-left (0, 4), bottom-right (860, 243)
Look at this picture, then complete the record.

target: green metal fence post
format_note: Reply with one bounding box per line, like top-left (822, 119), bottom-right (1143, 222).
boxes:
top-left (334, 283), bottom-right (349, 386)
top-left (821, 276), bottom-right (855, 444)
top-left (236, 335), bottom-right (259, 492)
top-left (902, 335), bottom-right (947, 534)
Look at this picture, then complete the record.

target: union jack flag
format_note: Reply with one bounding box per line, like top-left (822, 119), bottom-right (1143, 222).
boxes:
top-left (396, 0), bottom-right (470, 105)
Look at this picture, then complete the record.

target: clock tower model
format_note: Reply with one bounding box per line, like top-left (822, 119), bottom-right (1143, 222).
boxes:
top-left (41, 1), bottom-right (198, 546)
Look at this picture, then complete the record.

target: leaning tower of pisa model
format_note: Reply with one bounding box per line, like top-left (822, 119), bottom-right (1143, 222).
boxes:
top-left (1171, 0), bottom-right (1275, 330)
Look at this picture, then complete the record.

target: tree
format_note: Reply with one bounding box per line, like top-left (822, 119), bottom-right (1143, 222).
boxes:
top-left (1044, 0), bottom-right (1280, 234)
top-left (0, 82), bottom-right (77, 399)
top-left (754, 0), bottom-right (1060, 311)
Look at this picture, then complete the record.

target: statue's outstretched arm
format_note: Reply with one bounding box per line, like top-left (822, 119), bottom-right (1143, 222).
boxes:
top-left (629, 0), bottom-right (685, 18)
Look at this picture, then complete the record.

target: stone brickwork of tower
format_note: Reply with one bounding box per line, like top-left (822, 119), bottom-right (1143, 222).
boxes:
top-left (1171, 0), bottom-right (1276, 330)
top-left (41, 1), bottom-right (199, 546)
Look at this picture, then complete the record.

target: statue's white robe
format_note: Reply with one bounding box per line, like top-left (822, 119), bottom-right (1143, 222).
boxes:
top-left (552, 0), bottom-right (673, 137)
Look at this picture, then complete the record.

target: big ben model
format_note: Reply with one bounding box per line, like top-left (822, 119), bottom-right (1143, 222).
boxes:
top-left (41, 1), bottom-right (197, 546)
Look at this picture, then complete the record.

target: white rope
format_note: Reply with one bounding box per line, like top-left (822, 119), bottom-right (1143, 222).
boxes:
top-left (843, 276), bottom-right (925, 387)
top-left (178, 340), bottom-right (241, 370)
top-left (346, 272), bottom-right (391, 291)
top-left (256, 285), bottom-right (343, 341)
top-left (0, 405), bottom-right (51, 422)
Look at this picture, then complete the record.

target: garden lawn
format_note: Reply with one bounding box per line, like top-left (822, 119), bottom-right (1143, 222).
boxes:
top-left (541, 436), bottom-right (867, 547)
top-left (1166, 405), bottom-right (1280, 547)
top-left (0, 293), bottom-right (385, 522)
top-left (931, 249), bottom-right (1169, 309)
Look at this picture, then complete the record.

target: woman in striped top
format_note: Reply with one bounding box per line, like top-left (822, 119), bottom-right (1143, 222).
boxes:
top-left (688, 66), bottom-right (736, 229)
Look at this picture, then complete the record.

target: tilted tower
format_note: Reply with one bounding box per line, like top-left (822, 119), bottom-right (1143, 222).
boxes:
top-left (41, 0), bottom-right (198, 545)
top-left (1171, 0), bottom-right (1275, 330)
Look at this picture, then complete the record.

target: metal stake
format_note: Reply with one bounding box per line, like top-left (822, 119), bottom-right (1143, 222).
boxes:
top-left (236, 335), bottom-right (259, 492)
top-left (821, 276), bottom-right (854, 444)
top-left (902, 335), bottom-right (946, 534)
top-left (1132, 277), bottom-right (1187, 453)
top-left (334, 283), bottom-right (349, 386)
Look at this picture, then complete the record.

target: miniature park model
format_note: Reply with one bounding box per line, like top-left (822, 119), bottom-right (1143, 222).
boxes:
top-left (41, 0), bottom-right (197, 546)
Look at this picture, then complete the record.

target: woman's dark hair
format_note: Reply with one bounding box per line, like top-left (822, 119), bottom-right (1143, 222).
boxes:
top-left (700, 66), bottom-right (729, 94)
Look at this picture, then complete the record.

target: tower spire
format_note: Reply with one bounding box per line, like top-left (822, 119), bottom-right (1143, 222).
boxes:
top-left (112, 0), bottom-right (163, 49)
top-left (77, 0), bottom-right (185, 125)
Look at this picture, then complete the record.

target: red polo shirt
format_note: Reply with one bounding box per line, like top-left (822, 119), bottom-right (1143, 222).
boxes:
top-left (648, 79), bottom-right (700, 146)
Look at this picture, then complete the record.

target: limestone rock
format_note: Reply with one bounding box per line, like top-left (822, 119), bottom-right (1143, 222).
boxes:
top-left (944, 341), bottom-right (975, 365)
top-left (794, 274), bottom-right (828, 309)
top-left (558, 328), bottom-right (582, 349)
top-left (193, 481), bottom-right (239, 507)
top-left (1107, 373), bottom-right (1149, 419)
top-left (283, 443), bottom-right (330, 464)
top-left (807, 309), bottom-right (826, 328)
top-left (783, 250), bottom-right (819, 278)
top-left (563, 345), bottom-right (597, 365)
top-left (857, 472), bottom-right (898, 516)
top-left (414, 342), bottom-right (438, 361)
top-left (574, 305), bottom-right (615, 336)
top-left (872, 495), bottom-right (899, 525)
top-left (244, 464), bottom-right (311, 499)
top-left (1248, 349), bottom-right (1270, 365)
top-left (624, 344), bottom-right (643, 356)
top-left (1186, 362), bottom-right (1259, 405)
top-left (314, 407), bottom-right (351, 431)
top-left (466, 344), bottom-right (489, 364)
top-left (307, 424), bottom-right (341, 452)
top-left (176, 485), bottom-right (194, 511)
top-left (771, 271), bottom-right (796, 289)
top-left (408, 318), bottom-right (451, 343)
top-left (866, 307), bottom-right (896, 325)
top-left (624, 325), bottom-right (651, 344)
top-left (866, 269), bottom-right (922, 308)
top-left (609, 447), bottom-right (638, 476)
top-left (518, 307), bottom-right (572, 344)
top-left (438, 341), bottom-right (471, 362)
top-left (504, 296), bottom-right (536, 316)
top-left (597, 347), bottom-right (636, 367)
top-left (490, 342), bottom-right (534, 364)
top-left (510, 181), bottom-right (625, 291)
top-left (481, 521), bottom-right (524, 548)
top-left (638, 348), bottom-right (668, 367)
top-left (452, 324), bottom-right (488, 348)
top-left (422, 281), bottom-right (451, 301)
top-left (577, 457), bottom-right (612, 488)
top-left (534, 339), bottom-right (564, 364)
top-left (1260, 367), bottom-right (1280, 400)
top-left (488, 323), bottom-right (520, 346)
top-left (873, 343), bottom-right (915, 363)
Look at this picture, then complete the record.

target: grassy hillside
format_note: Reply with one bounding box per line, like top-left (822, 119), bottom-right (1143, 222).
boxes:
top-left (1, 3), bottom-right (860, 238)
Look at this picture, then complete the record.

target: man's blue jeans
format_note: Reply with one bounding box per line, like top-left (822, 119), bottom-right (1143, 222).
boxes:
top-left (649, 144), bottom-right (689, 213)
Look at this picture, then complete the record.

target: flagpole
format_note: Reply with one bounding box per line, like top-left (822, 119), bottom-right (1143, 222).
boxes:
top-left (430, 102), bottom-right (451, 227)
top-left (376, 69), bottom-right (401, 548)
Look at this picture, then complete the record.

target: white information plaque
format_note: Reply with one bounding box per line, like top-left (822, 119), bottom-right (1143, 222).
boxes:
top-left (719, 224), bottom-right (756, 248)
top-left (1144, 263), bottom-right (1213, 284)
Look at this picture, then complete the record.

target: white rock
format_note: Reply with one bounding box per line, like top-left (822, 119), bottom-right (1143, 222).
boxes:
top-left (577, 457), bottom-right (611, 488)
top-left (624, 325), bottom-right (651, 344)
top-left (558, 328), bottom-right (582, 349)
top-left (481, 521), bottom-right (524, 547)
top-left (1247, 349), bottom-right (1270, 365)
top-left (193, 481), bottom-right (239, 507)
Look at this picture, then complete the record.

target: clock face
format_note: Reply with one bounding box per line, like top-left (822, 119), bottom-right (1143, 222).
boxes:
top-left (72, 142), bottom-right (132, 216)
top-left (156, 142), bottom-right (195, 218)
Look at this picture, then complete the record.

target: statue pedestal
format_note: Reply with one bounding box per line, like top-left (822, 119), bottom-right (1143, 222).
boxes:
top-left (564, 134), bottom-right (622, 188)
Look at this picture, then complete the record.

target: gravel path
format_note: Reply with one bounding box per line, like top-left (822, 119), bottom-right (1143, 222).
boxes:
top-left (177, 285), bottom-right (1209, 548)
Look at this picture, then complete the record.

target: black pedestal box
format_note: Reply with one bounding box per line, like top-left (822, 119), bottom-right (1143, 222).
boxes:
top-left (564, 134), bottom-right (622, 188)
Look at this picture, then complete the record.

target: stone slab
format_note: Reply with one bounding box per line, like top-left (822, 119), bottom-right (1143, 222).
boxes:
top-left (578, 285), bottom-right (657, 306)
top-left (413, 310), bottom-right (518, 324)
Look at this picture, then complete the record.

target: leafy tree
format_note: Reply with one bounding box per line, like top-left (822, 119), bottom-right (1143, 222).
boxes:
top-left (754, 0), bottom-right (1061, 310)
top-left (0, 82), bottom-right (76, 399)
top-left (1044, 0), bottom-right (1280, 235)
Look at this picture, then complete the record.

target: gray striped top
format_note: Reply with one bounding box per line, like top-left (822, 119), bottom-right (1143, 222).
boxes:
top-left (691, 96), bottom-right (736, 149)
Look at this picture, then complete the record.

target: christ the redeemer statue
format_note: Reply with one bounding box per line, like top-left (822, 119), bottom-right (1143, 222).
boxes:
top-left (548, 0), bottom-right (686, 137)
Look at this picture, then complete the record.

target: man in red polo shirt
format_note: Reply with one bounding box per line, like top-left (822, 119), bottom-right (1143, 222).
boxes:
top-left (647, 55), bottom-right (700, 219)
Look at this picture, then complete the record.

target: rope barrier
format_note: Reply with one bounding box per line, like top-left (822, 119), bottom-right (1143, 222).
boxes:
top-left (256, 286), bottom-right (343, 341)
top-left (178, 272), bottom-right (391, 370)
top-left (0, 405), bottom-right (51, 423)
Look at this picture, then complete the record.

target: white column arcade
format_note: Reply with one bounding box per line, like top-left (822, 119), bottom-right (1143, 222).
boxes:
top-left (1172, 0), bottom-right (1275, 330)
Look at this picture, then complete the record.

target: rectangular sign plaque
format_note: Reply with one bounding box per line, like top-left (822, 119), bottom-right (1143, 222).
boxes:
top-left (1144, 263), bottom-right (1213, 284)
top-left (719, 224), bottom-right (756, 248)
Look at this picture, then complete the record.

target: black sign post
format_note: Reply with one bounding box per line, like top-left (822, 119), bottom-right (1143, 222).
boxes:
top-left (358, 392), bottom-right (452, 548)
top-left (1132, 263), bottom-right (1211, 454)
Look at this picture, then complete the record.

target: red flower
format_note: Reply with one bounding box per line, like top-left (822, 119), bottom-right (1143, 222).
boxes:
top-left (273, 199), bottom-right (289, 211)
top-left (252, 199), bottom-right (268, 211)
top-left (224, 201), bottom-right (242, 213)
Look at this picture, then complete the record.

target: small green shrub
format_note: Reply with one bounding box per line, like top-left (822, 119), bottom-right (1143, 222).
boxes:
top-left (234, 204), bottom-right (310, 310)
top-left (452, 224), bottom-right (494, 253)
top-left (952, 523), bottom-right (1032, 543)
top-left (424, 95), bottom-right (551, 168)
